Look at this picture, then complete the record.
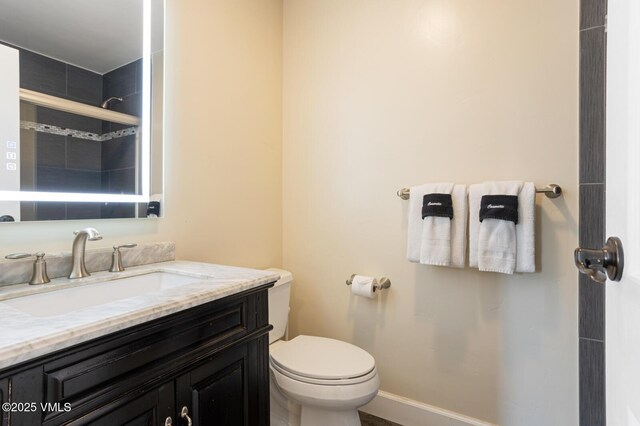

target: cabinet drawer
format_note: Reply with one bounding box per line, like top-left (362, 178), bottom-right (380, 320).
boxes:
top-left (44, 298), bottom-right (250, 404)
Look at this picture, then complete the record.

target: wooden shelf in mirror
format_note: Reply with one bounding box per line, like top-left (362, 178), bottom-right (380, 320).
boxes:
top-left (19, 88), bottom-right (140, 126)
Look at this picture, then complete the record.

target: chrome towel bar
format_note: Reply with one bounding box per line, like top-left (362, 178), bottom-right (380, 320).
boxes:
top-left (396, 183), bottom-right (562, 200)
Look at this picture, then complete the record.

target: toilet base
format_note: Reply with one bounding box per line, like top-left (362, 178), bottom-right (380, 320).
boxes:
top-left (270, 373), bottom-right (302, 426)
top-left (300, 406), bottom-right (361, 426)
top-left (269, 337), bottom-right (379, 426)
top-left (270, 371), bottom-right (367, 426)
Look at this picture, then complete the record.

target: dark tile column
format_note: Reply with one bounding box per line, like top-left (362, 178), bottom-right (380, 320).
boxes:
top-left (579, 0), bottom-right (607, 424)
top-left (100, 59), bottom-right (141, 219)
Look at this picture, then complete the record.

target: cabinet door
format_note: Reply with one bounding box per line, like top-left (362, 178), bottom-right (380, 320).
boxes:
top-left (0, 378), bottom-right (8, 426)
top-left (61, 382), bottom-right (174, 426)
top-left (176, 340), bottom-right (265, 426)
top-left (9, 366), bottom-right (44, 426)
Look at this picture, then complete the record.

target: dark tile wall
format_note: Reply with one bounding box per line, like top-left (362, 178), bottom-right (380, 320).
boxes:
top-left (18, 49), bottom-right (103, 106)
top-left (34, 202), bottom-right (66, 221)
top-left (100, 59), bottom-right (142, 219)
top-left (102, 135), bottom-right (137, 171)
top-left (66, 203), bottom-right (103, 220)
top-left (15, 46), bottom-right (105, 221)
top-left (6, 41), bottom-right (142, 221)
top-left (34, 108), bottom-right (104, 199)
top-left (32, 109), bottom-right (103, 220)
top-left (579, 0), bottom-right (607, 424)
top-left (103, 59), bottom-right (143, 119)
top-left (100, 203), bottom-right (136, 219)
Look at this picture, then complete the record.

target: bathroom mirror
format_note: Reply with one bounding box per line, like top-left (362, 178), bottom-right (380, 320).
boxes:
top-left (0, 0), bottom-right (164, 222)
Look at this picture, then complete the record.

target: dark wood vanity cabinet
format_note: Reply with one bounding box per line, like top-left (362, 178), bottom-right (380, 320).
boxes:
top-left (67, 382), bottom-right (174, 426)
top-left (0, 283), bottom-right (273, 426)
top-left (0, 378), bottom-right (9, 426)
top-left (176, 338), bottom-right (265, 425)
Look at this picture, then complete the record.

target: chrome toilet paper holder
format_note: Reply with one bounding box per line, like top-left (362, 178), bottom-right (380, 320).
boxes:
top-left (346, 274), bottom-right (392, 292)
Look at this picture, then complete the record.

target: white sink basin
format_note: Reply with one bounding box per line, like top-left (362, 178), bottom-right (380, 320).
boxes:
top-left (3, 272), bottom-right (204, 318)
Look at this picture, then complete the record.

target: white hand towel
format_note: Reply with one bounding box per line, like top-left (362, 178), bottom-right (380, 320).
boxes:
top-left (515, 182), bottom-right (536, 273)
top-left (468, 184), bottom-right (482, 269)
top-left (419, 183), bottom-right (454, 266)
top-left (449, 184), bottom-right (468, 268)
top-left (407, 184), bottom-right (433, 263)
top-left (470, 182), bottom-right (536, 272)
top-left (477, 181), bottom-right (523, 274)
top-left (407, 183), bottom-right (453, 263)
top-left (419, 184), bottom-right (467, 267)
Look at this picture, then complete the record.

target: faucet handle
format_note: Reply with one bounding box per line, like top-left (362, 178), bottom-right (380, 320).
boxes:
top-left (110, 243), bottom-right (137, 273)
top-left (114, 243), bottom-right (137, 250)
top-left (4, 252), bottom-right (50, 285)
top-left (6, 252), bottom-right (46, 260)
top-left (6, 252), bottom-right (35, 260)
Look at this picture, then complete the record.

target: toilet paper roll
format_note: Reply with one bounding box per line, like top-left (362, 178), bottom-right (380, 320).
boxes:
top-left (351, 275), bottom-right (376, 299)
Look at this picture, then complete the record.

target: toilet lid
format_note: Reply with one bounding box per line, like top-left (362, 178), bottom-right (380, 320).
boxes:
top-left (270, 335), bottom-right (375, 380)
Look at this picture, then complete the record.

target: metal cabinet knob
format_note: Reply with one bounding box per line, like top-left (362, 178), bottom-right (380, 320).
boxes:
top-left (180, 407), bottom-right (192, 426)
top-left (575, 236), bottom-right (624, 283)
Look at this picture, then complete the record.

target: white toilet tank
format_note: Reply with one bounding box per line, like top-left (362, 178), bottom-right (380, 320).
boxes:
top-left (266, 268), bottom-right (292, 344)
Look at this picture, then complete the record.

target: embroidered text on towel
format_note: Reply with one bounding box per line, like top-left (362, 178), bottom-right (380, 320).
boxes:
top-left (422, 193), bottom-right (454, 219)
top-left (479, 195), bottom-right (519, 224)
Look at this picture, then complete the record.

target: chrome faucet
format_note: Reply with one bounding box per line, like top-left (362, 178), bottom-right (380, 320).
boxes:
top-left (69, 228), bottom-right (103, 279)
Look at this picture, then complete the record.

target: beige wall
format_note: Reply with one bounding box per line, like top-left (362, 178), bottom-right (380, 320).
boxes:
top-left (282, 0), bottom-right (578, 424)
top-left (0, 0), bottom-right (283, 269)
top-left (0, 1), bottom-right (580, 423)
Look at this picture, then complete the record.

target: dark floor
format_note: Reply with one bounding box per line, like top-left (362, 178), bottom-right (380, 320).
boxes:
top-left (359, 411), bottom-right (403, 426)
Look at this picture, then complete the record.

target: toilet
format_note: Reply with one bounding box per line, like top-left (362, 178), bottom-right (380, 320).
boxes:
top-left (267, 268), bottom-right (380, 426)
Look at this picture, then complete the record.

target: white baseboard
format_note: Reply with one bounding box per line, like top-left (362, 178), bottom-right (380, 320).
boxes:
top-left (360, 390), bottom-right (497, 426)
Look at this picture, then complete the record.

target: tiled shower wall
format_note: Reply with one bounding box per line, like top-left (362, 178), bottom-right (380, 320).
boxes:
top-left (18, 47), bottom-right (105, 220)
top-left (101, 60), bottom-right (143, 219)
top-left (0, 42), bottom-right (141, 221)
top-left (579, 0), bottom-right (607, 424)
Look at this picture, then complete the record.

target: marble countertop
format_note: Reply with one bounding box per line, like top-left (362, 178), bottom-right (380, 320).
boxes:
top-left (0, 261), bottom-right (280, 371)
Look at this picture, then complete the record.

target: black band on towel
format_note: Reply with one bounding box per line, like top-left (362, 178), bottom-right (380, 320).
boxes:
top-left (422, 193), bottom-right (454, 219)
top-left (479, 195), bottom-right (518, 224)
top-left (147, 201), bottom-right (161, 217)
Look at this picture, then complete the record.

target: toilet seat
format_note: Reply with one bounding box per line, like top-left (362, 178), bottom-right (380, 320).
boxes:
top-left (270, 358), bottom-right (378, 386)
top-left (270, 361), bottom-right (380, 412)
top-left (270, 335), bottom-right (376, 385)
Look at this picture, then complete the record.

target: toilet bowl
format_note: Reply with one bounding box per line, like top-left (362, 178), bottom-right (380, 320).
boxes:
top-left (267, 269), bottom-right (379, 426)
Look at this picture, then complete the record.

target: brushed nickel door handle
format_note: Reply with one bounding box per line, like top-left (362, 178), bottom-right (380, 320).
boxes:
top-left (575, 236), bottom-right (624, 283)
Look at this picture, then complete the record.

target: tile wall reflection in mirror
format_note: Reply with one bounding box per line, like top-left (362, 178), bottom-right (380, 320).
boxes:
top-left (0, 0), bottom-right (164, 222)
